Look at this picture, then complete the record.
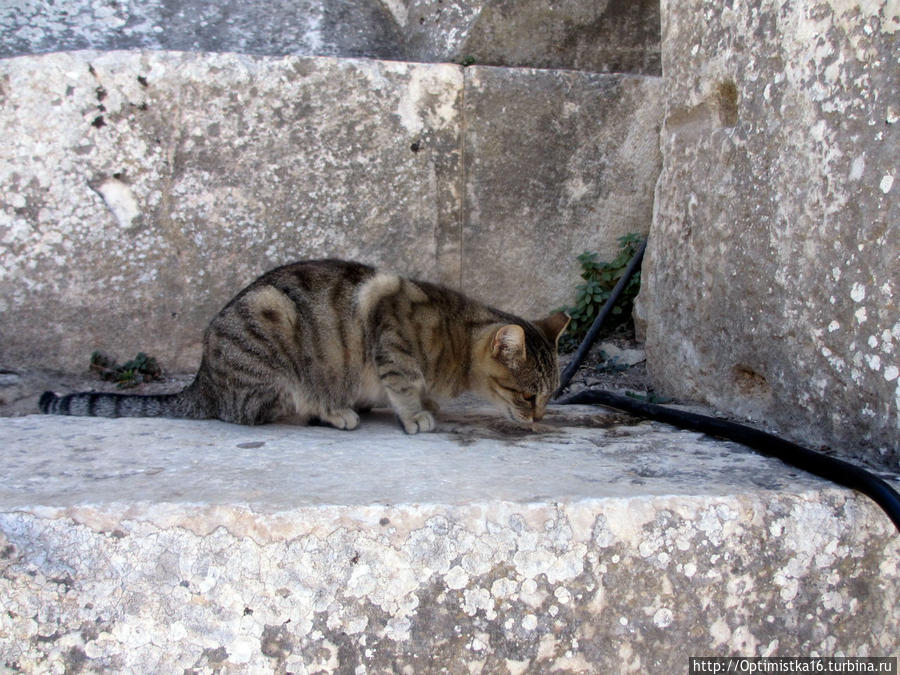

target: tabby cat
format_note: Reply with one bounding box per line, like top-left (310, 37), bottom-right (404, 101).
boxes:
top-left (40, 259), bottom-right (570, 433)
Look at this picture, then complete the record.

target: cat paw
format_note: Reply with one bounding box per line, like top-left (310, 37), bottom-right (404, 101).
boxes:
top-left (400, 410), bottom-right (435, 434)
top-left (321, 408), bottom-right (360, 431)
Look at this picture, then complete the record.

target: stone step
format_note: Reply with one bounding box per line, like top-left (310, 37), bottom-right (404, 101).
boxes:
top-left (0, 0), bottom-right (661, 75)
top-left (1, 406), bottom-right (897, 671)
top-left (0, 50), bottom-right (662, 372)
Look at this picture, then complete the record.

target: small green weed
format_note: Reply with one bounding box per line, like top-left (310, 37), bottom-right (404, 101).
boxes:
top-left (90, 351), bottom-right (162, 388)
top-left (559, 233), bottom-right (643, 351)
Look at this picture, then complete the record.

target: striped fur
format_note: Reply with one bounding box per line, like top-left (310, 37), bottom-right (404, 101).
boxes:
top-left (40, 259), bottom-right (569, 433)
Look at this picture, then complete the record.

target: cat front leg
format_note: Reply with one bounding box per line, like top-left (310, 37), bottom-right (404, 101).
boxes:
top-left (317, 408), bottom-right (361, 430)
top-left (381, 378), bottom-right (435, 434)
top-left (374, 348), bottom-right (435, 433)
top-left (398, 407), bottom-right (436, 434)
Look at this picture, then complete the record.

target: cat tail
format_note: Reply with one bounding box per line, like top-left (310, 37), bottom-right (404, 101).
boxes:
top-left (39, 385), bottom-right (209, 419)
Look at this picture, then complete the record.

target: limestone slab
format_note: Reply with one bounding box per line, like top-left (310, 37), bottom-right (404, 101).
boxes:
top-left (1, 408), bottom-right (898, 671)
top-left (0, 51), bottom-right (665, 375)
top-left (406, 0), bottom-right (662, 74)
top-left (0, 0), bottom-right (403, 60)
top-left (461, 66), bottom-right (663, 318)
top-left (0, 51), bottom-right (463, 372)
top-left (637, 0), bottom-right (900, 467)
top-left (0, 0), bottom-right (661, 74)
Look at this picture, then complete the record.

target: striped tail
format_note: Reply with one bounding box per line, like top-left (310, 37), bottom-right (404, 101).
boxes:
top-left (39, 389), bottom-right (205, 419)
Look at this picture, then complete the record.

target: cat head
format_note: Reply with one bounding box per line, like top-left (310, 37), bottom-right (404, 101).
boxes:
top-left (477, 312), bottom-right (570, 425)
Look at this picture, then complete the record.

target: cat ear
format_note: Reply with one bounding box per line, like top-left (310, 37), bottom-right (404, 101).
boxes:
top-left (491, 324), bottom-right (527, 367)
top-left (534, 311), bottom-right (571, 346)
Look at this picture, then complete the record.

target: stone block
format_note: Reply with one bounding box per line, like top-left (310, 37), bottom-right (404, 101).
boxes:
top-left (0, 0), bottom-right (661, 74)
top-left (637, 0), bottom-right (899, 467)
top-left (0, 51), bottom-right (463, 372)
top-left (0, 0), bottom-right (404, 60)
top-left (461, 66), bottom-right (663, 318)
top-left (0, 51), bottom-right (664, 374)
top-left (1, 408), bottom-right (897, 670)
top-left (406, 0), bottom-right (662, 74)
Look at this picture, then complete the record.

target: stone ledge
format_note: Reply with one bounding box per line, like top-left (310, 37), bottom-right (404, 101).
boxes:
top-left (1, 406), bottom-right (898, 672)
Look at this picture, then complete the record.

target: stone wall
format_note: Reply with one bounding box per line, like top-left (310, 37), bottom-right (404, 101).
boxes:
top-left (461, 67), bottom-right (662, 314)
top-left (0, 0), bottom-right (661, 74)
top-left (0, 51), bottom-right (662, 371)
top-left (406, 0), bottom-right (661, 74)
top-left (0, 0), bottom-right (664, 374)
top-left (637, 0), bottom-right (899, 467)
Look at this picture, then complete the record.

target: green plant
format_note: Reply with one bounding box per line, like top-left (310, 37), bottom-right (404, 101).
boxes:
top-left (90, 350), bottom-right (162, 388)
top-left (559, 233), bottom-right (643, 351)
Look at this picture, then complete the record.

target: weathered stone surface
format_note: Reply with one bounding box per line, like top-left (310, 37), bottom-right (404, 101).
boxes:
top-left (0, 0), bottom-right (661, 74)
top-left (1, 407), bottom-right (898, 671)
top-left (0, 51), bottom-right (464, 372)
top-left (637, 0), bottom-right (899, 467)
top-left (0, 51), bottom-right (663, 373)
top-left (461, 67), bottom-right (663, 317)
top-left (406, 0), bottom-right (662, 74)
top-left (0, 0), bottom-right (404, 60)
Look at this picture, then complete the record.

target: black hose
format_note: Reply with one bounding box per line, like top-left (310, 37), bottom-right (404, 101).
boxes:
top-left (558, 238), bottom-right (647, 392)
top-left (559, 388), bottom-right (900, 533)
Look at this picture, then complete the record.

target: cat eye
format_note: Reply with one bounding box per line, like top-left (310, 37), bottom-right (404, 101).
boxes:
top-left (523, 393), bottom-right (536, 403)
